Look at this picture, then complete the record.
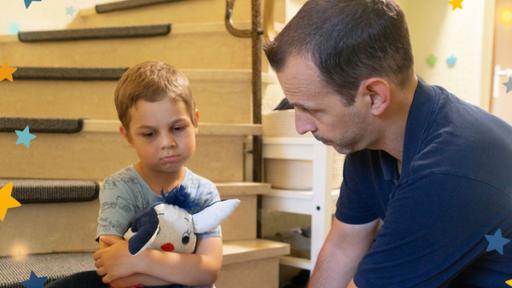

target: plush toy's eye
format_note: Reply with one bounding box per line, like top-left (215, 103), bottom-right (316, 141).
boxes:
top-left (182, 233), bottom-right (190, 245)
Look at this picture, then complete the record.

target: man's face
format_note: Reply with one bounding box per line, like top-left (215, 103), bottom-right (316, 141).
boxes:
top-left (276, 54), bottom-right (371, 154)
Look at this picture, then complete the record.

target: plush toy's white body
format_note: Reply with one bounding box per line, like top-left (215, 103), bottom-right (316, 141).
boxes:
top-left (125, 199), bottom-right (240, 255)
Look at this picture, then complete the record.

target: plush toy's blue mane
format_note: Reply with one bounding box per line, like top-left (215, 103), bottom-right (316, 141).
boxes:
top-left (159, 185), bottom-right (202, 211)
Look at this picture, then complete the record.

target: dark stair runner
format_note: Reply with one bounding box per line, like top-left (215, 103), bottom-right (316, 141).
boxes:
top-left (0, 179), bottom-right (99, 204)
top-left (0, 117), bottom-right (83, 134)
top-left (18, 24), bottom-right (171, 42)
top-left (13, 67), bottom-right (127, 81)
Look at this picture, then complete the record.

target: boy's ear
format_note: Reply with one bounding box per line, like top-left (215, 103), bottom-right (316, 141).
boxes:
top-left (119, 125), bottom-right (132, 144)
top-left (194, 110), bottom-right (200, 130)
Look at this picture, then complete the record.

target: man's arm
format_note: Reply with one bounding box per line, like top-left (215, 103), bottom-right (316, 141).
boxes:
top-left (308, 218), bottom-right (378, 288)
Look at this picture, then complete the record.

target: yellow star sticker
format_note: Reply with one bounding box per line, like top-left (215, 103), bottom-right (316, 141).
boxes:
top-left (0, 182), bottom-right (21, 221)
top-left (449, 0), bottom-right (463, 10)
top-left (0, 63), bottom-right (18, 82)
top-left (506, 279), bottom-right (512, 287)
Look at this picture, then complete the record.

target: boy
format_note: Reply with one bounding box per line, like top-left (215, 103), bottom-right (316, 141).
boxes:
top-left (48, 61), bottom-right (223, 288)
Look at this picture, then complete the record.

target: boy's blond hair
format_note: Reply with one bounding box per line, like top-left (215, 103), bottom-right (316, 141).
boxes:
top-left (114, 61), bottom-right (196, 129)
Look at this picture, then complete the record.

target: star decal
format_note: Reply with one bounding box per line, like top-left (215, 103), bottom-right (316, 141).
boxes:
top-left (506, 279), bottom-right (512, 287)
top-left (446, 55), bottom-right (457, 67)
top-left (449, 0), bottom-right (463, 10)
top-left (0, 182), bottom-right (21, 221)
top-left (485, 229), bottom-right (511, 255)
top-left (66, 6), bottom-right (76, 16)
top-left (15, 126), bottom-right (37, 148)
top-left (8, 23), bottom-right (21, 35)
top-left (22, 271), bottom-right (47, 288)
top-left (24, 0), bottom-right (42, 8)
top-left (427, 54), bottom-right (437, 67)
top-left (0, 63), bottom-right (17, 82)
top-left (503, 76), bottom-right (512, 94)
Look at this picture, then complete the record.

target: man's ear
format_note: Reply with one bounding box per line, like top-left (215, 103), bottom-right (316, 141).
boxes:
top-left (119, 125), bottom-right (132, 144)
top-left (360, 78), bottom-right (391, 116)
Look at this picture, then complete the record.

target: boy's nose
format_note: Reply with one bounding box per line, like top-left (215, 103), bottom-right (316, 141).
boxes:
top-left (295, 111), bottom-right (316, 135)
top-left (161, 133), bottom-right (177, 148)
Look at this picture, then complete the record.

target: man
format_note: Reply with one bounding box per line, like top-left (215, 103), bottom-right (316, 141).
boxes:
top-left (264, 0), bottom-right (512, 287)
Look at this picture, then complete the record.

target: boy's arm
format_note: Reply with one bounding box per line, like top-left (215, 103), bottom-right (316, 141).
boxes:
top-left (139, 236), bottom-right (223, 285)
top-left (95, 236), bottom-right (223, 286)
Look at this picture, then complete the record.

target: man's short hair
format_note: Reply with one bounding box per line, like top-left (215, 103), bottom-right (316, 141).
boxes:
top-left (264, 0), bottom-right (414, 105)
top-left (114, 61), bottom-right (196, 129)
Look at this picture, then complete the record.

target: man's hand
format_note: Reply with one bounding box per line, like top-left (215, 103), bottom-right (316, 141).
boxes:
top-left (94, 238), bottom-right (141, 283)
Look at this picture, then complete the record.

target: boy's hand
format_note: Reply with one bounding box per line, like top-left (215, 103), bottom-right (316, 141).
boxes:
top-left (94, 239), bottom-right (141, 283)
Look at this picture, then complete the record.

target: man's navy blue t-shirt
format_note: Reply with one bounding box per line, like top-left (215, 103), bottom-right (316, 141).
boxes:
top-left (335, 81), bottom-right (512, 287)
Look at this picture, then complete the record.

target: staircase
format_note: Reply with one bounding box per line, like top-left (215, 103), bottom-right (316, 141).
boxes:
top-left (0, 0), bottom-right (289, 287)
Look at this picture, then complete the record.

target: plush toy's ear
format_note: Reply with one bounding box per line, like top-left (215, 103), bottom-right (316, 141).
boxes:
top-left (192, 199), bottom-right (240, 234)
top-left (128, 207), bottom-right (160, 255)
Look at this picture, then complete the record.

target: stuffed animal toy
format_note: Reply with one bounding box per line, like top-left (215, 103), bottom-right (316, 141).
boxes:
top-left (124, 185), bottom-right (240, 255)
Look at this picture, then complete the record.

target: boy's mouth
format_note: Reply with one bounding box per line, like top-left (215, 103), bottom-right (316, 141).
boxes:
top-left (160, 155), bottom-right (180, 162)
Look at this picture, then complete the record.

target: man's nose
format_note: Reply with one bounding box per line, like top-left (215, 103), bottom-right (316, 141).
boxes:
top-left (295, 111), bottom-right (316, 135)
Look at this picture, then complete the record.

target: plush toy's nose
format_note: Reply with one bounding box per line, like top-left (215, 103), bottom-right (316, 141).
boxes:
top-left (161, 242), bottom-right (175, 252)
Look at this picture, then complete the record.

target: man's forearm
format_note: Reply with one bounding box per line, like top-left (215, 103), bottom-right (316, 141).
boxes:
top-left (308, 242), bottom-right (360, 288)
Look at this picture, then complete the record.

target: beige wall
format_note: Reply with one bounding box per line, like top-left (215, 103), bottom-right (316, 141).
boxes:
top-left (491, 0), bottom-right (512, 124)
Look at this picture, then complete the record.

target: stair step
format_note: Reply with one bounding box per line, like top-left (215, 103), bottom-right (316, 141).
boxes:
top-left (0, 179), bottom-right (99, 204)
top-left (0, 117), bottom-right (83, 134)
top-left (1, 120), bottom-right (259, 181)
top-left (0, 240), bottom-right (289, 288)
top-left (0, 22), bottom-right (251, 69)
top-left (4, 68), bottom-right (275, 123)
top-left (96, 0), bottom-right (183, 13)
top-left (18, 24), bottom-right (171, 42)
top-left (0, 182), bottom-right (266, 256)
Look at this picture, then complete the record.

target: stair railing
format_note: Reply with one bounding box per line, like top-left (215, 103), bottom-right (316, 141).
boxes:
top-left (225, 0), bottom-right (263, 184)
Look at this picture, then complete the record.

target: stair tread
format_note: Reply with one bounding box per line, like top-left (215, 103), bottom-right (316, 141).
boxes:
top-left (18, 24), bottom-right (171, 42)
top-left (0, 240), bottom-right (289, 286)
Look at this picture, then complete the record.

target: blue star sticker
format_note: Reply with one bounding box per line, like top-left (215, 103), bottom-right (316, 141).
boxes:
top-left (446, 55), bottom-right (457, 67)
top-left (66, 6), bottom-right (76, 16)
top-left (503, 76), bottom-right (512, 94)
top-left (24, 0), bottom-right (42, 9)
top-left (22, 271), bottom-right (47, 288)
top-left (15, 126), bottom-right (36, 148)
top-left (8, 23), bottom-right (21, 35)
top-left (485, 229), bottom-right (511, 255)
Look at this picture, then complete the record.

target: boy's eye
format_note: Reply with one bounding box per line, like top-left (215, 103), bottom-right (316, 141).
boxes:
top-left (141, 132), bottom-right (155, 138)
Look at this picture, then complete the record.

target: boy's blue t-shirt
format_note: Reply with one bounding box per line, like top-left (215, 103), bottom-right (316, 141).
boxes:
top-left (96, 165), bottom-right (221, 241)
top-left (336, 81), bottom-right (512, 287)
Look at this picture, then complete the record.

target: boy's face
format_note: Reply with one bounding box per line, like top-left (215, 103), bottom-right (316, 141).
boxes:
top-left (121, 97), bottom-right (198, 175)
